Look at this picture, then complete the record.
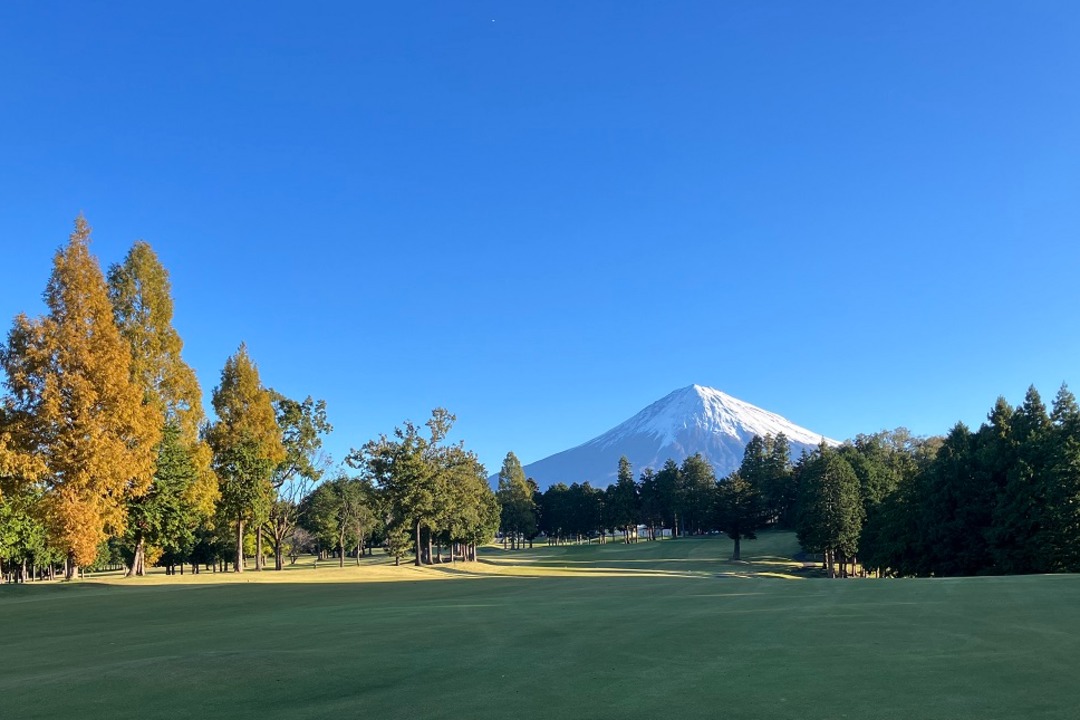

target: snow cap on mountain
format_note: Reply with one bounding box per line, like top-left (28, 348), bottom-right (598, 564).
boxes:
top-left (595, 384), bottom-right (836, 449)
top-left (519, 384), bottom-right (837, 489)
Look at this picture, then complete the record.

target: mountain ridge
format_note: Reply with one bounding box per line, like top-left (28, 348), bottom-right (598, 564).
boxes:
top-left (515, 385), bottom-right (837, 489)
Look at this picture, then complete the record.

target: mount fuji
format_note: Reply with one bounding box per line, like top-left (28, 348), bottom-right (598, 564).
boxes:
top-left (520, 385), bottom-right (838, 489)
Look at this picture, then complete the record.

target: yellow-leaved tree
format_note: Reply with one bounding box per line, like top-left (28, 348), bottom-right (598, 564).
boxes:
top-left (108, 240), bottom-right (218, 575)
top-left (0, 216), bottom-right (162, 577)
top-left (0, 425), bottom-right (46, 499)
top-left (205, 344), bottom-right (284, 572)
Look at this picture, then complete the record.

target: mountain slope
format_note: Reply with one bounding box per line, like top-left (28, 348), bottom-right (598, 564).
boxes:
top-left (520, 385), bottom-right (836, 488)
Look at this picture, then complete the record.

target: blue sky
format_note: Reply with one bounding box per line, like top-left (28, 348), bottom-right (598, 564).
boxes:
top-left (3, 2), bottom-right (1080, 474)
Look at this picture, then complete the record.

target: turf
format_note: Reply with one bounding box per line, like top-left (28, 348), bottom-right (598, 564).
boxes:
top-left (3, 534), bottom-right (1079, 719)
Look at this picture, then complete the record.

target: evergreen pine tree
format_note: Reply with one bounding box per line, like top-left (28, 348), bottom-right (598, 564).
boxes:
top-left (1043, 384), bottom-right (1080, 571)
top-left (796, 444), bottom-right (863, 577)
top-left (715, 471), bottom-right (765, 561)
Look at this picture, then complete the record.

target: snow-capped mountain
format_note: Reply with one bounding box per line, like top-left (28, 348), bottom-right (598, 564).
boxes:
top-left (519, 385), bottom-right (837, 488)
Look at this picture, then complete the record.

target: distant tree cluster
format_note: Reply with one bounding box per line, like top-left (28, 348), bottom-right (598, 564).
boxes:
top-left (494, 448), bottom-right (783, 554)
top-left (346, 409), bottom-right (499, 567)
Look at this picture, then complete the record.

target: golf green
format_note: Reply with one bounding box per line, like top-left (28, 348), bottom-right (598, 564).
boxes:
top-left (3, 536), bottom-right (1079, 719)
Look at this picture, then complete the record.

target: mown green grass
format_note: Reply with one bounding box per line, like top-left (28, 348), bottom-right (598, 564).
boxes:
top-left (2, 535), bottom-right (1079, 719)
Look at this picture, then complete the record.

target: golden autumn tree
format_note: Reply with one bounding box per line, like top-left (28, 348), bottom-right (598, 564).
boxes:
top-left (0, 216), bottom-right (162, 577)
top-left (205, 344), bottom-right (284, 573)
top-left (108, 241), bottom-right (218, 575)
top-left (0, 422), bottom-right (46, 499)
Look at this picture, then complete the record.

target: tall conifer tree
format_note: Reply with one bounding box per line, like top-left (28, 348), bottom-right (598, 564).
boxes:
top-left (205, 344), bottom-right (285, 572)
top-left (496, 451), bottom-right (537, 549)
top-left (0, 216), bottom-right (162, 576)
top-left (606, 456), bottom-right (640, 543)
top-left (796, 444), bottom-right (863, 577)
top-left (108, 241), bottom-right (217, 575)
top-left (1044, 384), bottom-right (1080, 571)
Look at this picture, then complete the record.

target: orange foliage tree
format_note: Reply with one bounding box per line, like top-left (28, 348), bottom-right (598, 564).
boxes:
top-left (206, 344), bottom-right (285, 572)
top-left (0, 216), bottom-right (162, 577)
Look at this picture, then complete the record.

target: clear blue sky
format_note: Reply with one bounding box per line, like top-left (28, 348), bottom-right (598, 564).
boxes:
top-left (3, 2), bottom-right (1079, 474)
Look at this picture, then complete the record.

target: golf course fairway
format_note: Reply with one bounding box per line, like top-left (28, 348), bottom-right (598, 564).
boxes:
top-left (2, 535), bottom-right (1078, 719)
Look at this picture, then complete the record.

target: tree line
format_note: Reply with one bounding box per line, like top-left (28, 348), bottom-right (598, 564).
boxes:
top-left (5, 218), bottom-right (1078, 581)
top-left (0, 217), bottom-right (498, 582)
top-left (494, 385), bottom-right (1080, 579)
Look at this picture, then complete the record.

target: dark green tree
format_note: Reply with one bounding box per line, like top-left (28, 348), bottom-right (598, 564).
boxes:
top-left (654, 459), bottom-right (681, 536)
top-left (796, 444), bottom-right (863, 577)
top-left (678, 454), bottom-right (716, 535)
top-left (568, 482), bottom-right (604, 541)
top-left (718, 440), bottom-right (776, 560)
top-left (638, 469), bottom-right (663, 540)
top-left (301, 475), bottom-right (374, 566)
top-left (539, 483), bottom-right (572, 544)
top-left (990, 386), bottom-right (1051, 573)
top-left (1042, 384), bottom-right (1080, 571)
top-left (496, 451), bottom-right (537, 549)
top-left (605, 456), bottom-right (640, 543)
top-left (123, 422), bottom-right (204, 575)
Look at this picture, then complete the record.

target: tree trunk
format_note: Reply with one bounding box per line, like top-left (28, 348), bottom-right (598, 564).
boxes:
top-left (426, 531), bottom-right (433, 566)
top-left (127, 532), bottom-right (146, 577)
top-left (732, 535), bottom-right (742, 561)
top-left (255, 526), bottom-right (264, 571)
top-left (64, 550), bottom-right (77, 581)
top-left (415, 520), bottom-right (422, 567)
top-left (274, 539), bottom-right (284, 571)
top-left (235, 517), bottom-right (245, 573)
top-left (338, 536), bottom-right (345, 567)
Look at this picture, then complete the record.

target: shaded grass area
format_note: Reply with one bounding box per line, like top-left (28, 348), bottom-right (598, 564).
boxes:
top-left (2, 536), bottom-right (1079, 719)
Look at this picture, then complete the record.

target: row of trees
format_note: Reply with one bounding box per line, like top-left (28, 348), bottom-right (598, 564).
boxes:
top-left (0, 217), bottom-right (500, 581)
top-left (528, 453), bottom-right (728, 544)
top-left (0, 217), bottom-right (338, 580)
top-left (492, 431), bottom-right (929, 578)
top-left (861, 386), bottom-right (1080, 576)
top-left (791, 385), bottom-right (1080, 578)
top-left (497, 384), bottom-right (1080, 579)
